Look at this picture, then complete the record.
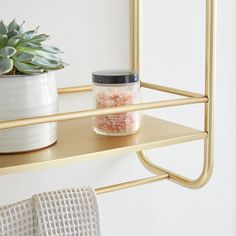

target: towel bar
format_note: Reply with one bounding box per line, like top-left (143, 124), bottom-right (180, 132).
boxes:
top-left (0, 0), bottom-right (215, 193)
top-left (96, 173), bottom-right (169, 195)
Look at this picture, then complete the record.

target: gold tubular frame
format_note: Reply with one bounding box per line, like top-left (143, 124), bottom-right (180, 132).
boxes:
top-left (0, 0), bottom-right (215, 194)
top-left (137, 0), bottom-right (216, 189)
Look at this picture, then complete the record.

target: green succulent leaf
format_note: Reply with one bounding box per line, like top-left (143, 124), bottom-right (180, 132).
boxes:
top-left (0, 19), bottom-right (66, 74)
top-left (24, 27), bottom-right (39, 39)
top-left (13, 51), bottom-right (35, 63)
top-left (8, 19), bottom-right (20, 32)
top-left (23, 30), bottom-right (36, 39)
top-left (7, 38), bottom-right (20, 47)
top-left (0, 46), bottom-right (17, 58)
top-left (37, 44), bottom-right (62, 54)
top-left (17, 44), bottom-right (62, 56)
top-left (9, 34), bottom-right (25, 40)
top-left (18, 34), bottom-right (49, 46)
top-left (18, 42), bottom-right (41, 49)
top-left (36, 50), bottom-right (61, 61)
top-left (0, 20), bottom-right (8, 35)
top-left (47, 62), bottom-right (65, 70)
top-left (7, 35), bottom-right (25, 47)
top-left (13, 60), bottom-right (44, 74)
top-left (18, 21), bottom-right (25, 34)
top-left (32, 55), bottom-right (59, 68)
top-left (7, 29), bottom-right (19, 38)
top-left (15, 46), bottom-right (35, 56)
top-left (0, 58), bottom-right (13, 75)
top-left (0, 35), bottom-right (8, 47)
top-left (30, 34), bottom-right (50, 43)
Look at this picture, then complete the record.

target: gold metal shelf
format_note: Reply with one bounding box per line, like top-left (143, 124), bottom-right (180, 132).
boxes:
top-left (0, 0), bottom-right (215, 194)
top-left (0, 115), bottom-right (207, 176)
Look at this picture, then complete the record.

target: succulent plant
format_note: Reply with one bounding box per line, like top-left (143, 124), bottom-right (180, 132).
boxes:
top-left (0, 19), bottom-right (66, 75)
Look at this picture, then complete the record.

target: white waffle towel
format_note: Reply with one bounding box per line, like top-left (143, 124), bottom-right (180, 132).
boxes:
top-left (0, 187), bottom-right (100, 236)
top-left (33, 187), bottom-right (100, 236)
top-left (0, 199), bottom-right (37, 236)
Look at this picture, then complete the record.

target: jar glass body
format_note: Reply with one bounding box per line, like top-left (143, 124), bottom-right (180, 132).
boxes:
top-left (93, 82), bottom-right (141, 136)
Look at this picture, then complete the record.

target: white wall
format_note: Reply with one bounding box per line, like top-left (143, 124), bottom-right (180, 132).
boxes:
top-left (0, 0), bottom-right (236, 235)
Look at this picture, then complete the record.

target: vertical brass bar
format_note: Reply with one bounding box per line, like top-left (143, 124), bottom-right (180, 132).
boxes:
top-left (137, 0), bottom-right (216, 189)
top-left (133, 0), bottom-right (140, 72)
top-left (202, 0), bottom-right (216, 183)
top-left (167, 0), bottom-right (216, 188)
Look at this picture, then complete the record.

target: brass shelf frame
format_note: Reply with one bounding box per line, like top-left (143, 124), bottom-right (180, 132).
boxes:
top-left (0, 0), bottom-right (215, 194)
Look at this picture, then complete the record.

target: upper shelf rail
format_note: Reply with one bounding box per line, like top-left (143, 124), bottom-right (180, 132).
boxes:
top-left (0, 81), bottom-right (207, 131)
top-left (140, 81), bottom-right (205, 98)
top-left (0, 95), bottom-right (207, 131)
top-left (57, 82), bottom-right (205, 98)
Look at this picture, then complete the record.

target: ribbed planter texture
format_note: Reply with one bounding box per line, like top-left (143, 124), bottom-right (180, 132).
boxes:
top-left (0, 72), bottom-right (58, 153)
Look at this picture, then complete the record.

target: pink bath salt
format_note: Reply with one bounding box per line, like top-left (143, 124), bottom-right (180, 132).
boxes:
top-left (95, 90), bottom-right (138, 133)
top-left (96, 90), bottom-right (135, 108)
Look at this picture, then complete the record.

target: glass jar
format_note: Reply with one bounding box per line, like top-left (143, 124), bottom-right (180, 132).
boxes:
top-left (92, 70), bottom-right (141, 136)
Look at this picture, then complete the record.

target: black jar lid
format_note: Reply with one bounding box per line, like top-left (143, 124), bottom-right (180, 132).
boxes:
top-left (92, 70), bottom-right (139, 84)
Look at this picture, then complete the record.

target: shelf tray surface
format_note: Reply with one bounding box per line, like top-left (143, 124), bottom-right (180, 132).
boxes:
top-left (0, 115), bottom-right (207, 175)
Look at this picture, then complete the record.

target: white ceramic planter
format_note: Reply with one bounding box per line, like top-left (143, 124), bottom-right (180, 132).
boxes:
top-left (0, 72), bottom-right (58, 153)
